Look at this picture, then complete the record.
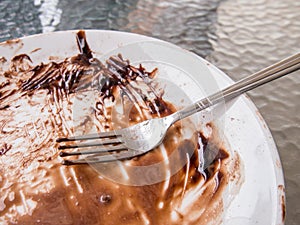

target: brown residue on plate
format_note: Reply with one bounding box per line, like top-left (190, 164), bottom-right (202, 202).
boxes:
top-left (0, 38), bottom-right (21, 47)
top-left (30, 48), bottom-right (42, 54)
top-left (0, 143), bottom-right (12, 155)
top-left (0, 38), bottom-right (24, 52)
top-left (255, 109), bottom-right (267, 129)
top-left (0, 30), bottom-right (243, 225)
top-left (0, 57), bottom-right (7, 63)
top-left (278, 185), bottom-right (286, 223)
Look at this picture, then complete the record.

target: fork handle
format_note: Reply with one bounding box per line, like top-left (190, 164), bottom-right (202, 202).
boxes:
top-left (172, 52), bottom-right (300, 123)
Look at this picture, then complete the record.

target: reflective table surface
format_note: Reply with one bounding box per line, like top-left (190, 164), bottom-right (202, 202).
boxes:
top-left (0, 0), bottom-right (299, 224)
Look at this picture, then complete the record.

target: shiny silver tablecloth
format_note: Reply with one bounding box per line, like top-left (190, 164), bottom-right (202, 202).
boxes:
top-left (0, 0), bottom-right (299, 224)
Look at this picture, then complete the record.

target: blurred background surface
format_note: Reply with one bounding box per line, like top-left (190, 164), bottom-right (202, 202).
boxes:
top-left (0, 0), bottom-right (299, 224)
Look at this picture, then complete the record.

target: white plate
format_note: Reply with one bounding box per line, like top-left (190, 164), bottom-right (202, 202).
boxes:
top-left (0, 30), bottom-right (285, 225)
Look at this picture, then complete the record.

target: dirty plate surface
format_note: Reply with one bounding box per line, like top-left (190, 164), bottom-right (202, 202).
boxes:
top-left (0, 30), bottom-right (285, 225)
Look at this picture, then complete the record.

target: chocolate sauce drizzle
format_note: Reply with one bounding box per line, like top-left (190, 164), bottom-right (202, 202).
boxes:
top-left (0, 143), bottom-right (11, 155)
top-left (19, 31), bottom-right (166, 115)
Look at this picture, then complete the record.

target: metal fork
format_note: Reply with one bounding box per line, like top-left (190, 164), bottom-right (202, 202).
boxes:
top-left (57, 53), bottom-right (300, 165)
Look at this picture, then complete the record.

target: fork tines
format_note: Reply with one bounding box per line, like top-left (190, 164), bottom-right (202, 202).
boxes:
top-left (57, 131), bottom-right (139, 165)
